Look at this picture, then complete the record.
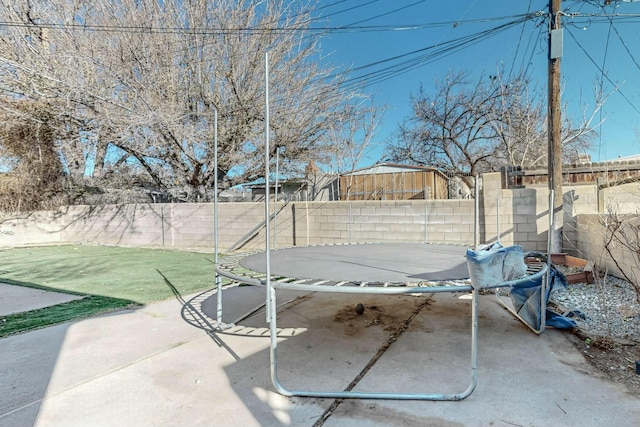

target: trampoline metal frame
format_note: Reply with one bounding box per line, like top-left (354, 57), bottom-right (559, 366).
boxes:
top-left (209, 60), bottom-right (553, 400)
top-left (212, 177), bottom-right (551, 400)
top-left (211, 176), bottom-right (551, 400)
top-left (215, 255), bottom-right (549, 401)
top-left (268, 282), bottom-right (478, 401)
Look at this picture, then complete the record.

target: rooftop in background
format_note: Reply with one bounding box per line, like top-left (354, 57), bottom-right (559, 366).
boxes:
top-left (346, 163), bottom-right (443, 175)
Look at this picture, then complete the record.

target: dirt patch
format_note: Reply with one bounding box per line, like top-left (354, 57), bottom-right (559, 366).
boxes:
top-left (333, 302), bottom-right (416, 336)
top-left (567, 331), bottom-right (640, 397)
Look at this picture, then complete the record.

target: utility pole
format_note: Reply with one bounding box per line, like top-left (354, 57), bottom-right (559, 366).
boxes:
top-left (548, 0), bottom-right (563, 254)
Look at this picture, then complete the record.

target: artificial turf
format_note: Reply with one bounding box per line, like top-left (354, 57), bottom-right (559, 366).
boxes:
top-left (0, 245), bottom-right (218, 337)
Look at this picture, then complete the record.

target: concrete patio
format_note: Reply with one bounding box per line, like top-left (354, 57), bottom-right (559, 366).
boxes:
top-left (1, 284), bottom-right (639, 427)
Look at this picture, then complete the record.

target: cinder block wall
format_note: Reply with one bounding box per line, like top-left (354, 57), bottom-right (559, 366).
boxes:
top-left (289, 199), bottom-right (476, 247)
top-left (563, 185), bottom-right (599, 255)
top-left (480, 173), bottom-right (600, 253)
top-left (0, 209), bottom-right (67, 246)
top-left (0, 199), bottom-right (477, 250)
top-left (574, 213), bottom-right (640, 282)
top-left (0, 172), bottom-right (607, 257)
top-left (481, 173), bottom-right (553, 252)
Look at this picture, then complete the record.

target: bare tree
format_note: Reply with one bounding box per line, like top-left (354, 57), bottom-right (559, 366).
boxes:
top-left (492, 72), bottom-right (605, 169)
top-left (0, 99), bottom-right (71, 211)
top-left (325, 99), bottom-right (385, 200)
top-left (0, 0), bottom-right (375, 202)
top-left (387, 70), bottom-right (504, 186)
top-left (600, 205), bottom-right (640, 302)
top-left (387, 69), bottom-right (597, 181)
top-left (490, 73), bottom-right (547, 168)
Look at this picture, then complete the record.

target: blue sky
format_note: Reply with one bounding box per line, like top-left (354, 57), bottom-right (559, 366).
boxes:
top-left (310, 0), bottom-right (640, 166)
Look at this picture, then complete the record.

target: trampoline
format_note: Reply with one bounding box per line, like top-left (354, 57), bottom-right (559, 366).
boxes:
top-left (215, 241), bottom-right (550, 401)
top-left (240, 243), bottom-right (470, 284)
top-left (208, 71), bottom-right (554, 401)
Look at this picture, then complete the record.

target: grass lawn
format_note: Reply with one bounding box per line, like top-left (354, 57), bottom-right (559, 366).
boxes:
top-left (0, 245), bottom-right (219, 337)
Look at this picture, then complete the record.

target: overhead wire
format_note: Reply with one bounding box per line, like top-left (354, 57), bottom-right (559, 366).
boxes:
top-left (564, 25), bottom-right (640, 115)
top-left (605, 16), bottom-right (640, 73)
top-left (3, 3), bottom-right (640, 126)
top-left (597, 4), bottom-right (614, 160)
top-left (0, 14), bottom-right (552, 35)
top-left (334, 14), bottom-right (541, 92)
top-left (332, 0), bottom-right (426, 27)
top-left (0, 5), bottom-right (546, 84)
top-left (508, 0), bottom-right (534, 81)
top-left (254, 13), bottom-right (542, 116)
top-left (519, 12), bottom-right (546, 83)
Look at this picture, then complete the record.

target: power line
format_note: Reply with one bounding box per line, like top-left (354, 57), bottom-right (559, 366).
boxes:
top-left (597, 4), bottom-right (614, 160)
top-left (0, 11), bottom-right (548, 35)
top-left (509, 0), bottom-right (534, 80)
top-left (333, 0), bottom-right (426, 27)
top-left (564, 25), bottom-right (640, 115)
top-left (334, 14), bottom-right (541, 92)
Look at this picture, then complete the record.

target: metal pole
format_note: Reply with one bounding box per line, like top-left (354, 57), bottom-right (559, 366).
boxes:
top-left (349, 203), bottom-right (352, 244)
top-left (496, 196), bottom-right (500, 244)
top-left (214, 109), bottom-right (223, 326)
top-left (424, 200), bottom-right (428, 243)
top-left (474, 175), bottom-right (479, 250)
top-left (264, 53), bottom-right (273, 324)
top-left (542, 189), bottom-right (554, 334)
top-left (274, 147), bottom-right (279, 249)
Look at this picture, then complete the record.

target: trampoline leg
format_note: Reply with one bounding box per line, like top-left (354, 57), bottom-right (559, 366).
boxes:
top-left (268, 290), bottom-right (478, 400)
top-left (469, 288), bottom-right (479, 395)
top-left (215, 273), bottom-right (223, 325)
top-left (269, 287), bottom-right (292, 397)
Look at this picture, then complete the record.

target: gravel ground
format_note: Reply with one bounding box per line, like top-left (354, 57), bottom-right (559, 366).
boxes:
top-left (551, 275), bottom-right (640, 342)
top-left (549, 273), bottom-right (640, 396)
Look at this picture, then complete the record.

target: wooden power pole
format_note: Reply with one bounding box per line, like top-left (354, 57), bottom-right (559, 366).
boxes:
top-left (548, 0), bottom-right (563, 254)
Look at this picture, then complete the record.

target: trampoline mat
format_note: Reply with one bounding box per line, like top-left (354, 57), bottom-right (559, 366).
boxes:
top-left (240, 243), bottom-right (469, 283)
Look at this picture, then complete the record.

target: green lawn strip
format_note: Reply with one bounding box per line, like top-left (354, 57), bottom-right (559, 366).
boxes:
top-left (0, 245), bottom-right (223, 336)
top-left (0, 295), bottom-right (139, 338)
top-left (0, 245), bottom-right (218, 304)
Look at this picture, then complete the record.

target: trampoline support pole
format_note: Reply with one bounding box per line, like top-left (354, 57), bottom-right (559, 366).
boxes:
top-left (267, 285), bottom-right (478, 400)
top-left (264, 52), bottom-right (272, 324)
top-left (213, 108), bottom-right (226, 328)
top-left (542, 189), bottom-right (555, 334)
top-left (474, 175), bottom-right (479, 250)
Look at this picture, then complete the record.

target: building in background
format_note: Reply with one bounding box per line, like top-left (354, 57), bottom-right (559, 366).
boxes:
top-left (338, 163), bottom-right (450, 201)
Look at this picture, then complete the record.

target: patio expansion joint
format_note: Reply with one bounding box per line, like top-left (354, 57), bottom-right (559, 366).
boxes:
top-left (311, 295), bottom-right (434, 427)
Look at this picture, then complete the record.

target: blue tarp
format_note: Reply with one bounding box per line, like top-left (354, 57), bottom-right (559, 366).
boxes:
top-left (466, 243), bottom-right (528, 288)
top-left (510, 266), bottom-right (576, 330)
top-left (467, 242), bottom-right (576, 330)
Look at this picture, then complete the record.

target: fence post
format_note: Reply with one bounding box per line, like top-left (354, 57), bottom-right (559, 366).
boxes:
top-left (349, 203), bottom-right (352, 244)
top-left (424, 200), bottom-right (429, 243)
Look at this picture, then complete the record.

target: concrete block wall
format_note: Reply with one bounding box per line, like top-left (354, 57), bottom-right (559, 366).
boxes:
top-left (62, 204), bottom-right (166, 247)
top-left (0, 172), bottom-right (612, 257)
top-left (482, 187), bottom-right (550, 252)
top-left (563, 185), bottom-right (599, 254)
top-left (292, 199), bottom-right (476, 247)
top-left (0, 209), bottom-right (66, 246)
top-left (481, 173), bottom-right (600, 253)
top-left (0, 199), bottom-right (477, 251)
top-left (574, 214), bottom-right (640, 282)
top-left (601, 182), bottom-right (640, 213)
top-left (481, 172), bottom-right (513, 247)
